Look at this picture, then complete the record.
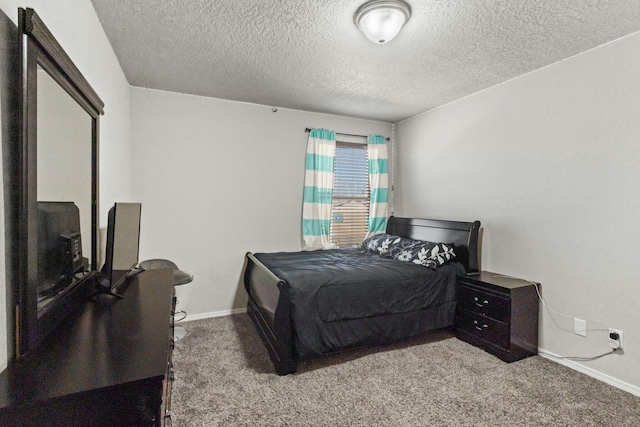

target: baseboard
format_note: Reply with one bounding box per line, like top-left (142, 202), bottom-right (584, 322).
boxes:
top-left (177, 307), bottom-right (247, 323)
top-left (539, 348), bottom-right (640, 397)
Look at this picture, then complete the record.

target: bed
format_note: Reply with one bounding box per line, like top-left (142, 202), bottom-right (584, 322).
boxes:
top-left (243, 216), bottom-right (481, 375)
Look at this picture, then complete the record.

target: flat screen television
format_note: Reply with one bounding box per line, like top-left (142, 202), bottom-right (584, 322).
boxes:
top-left (96, 202), bottom-right (142, 298)
top-left (37, 201), bottom-right (89, 307)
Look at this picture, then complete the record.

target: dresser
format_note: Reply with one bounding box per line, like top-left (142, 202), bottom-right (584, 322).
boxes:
top-left (456, 271), bottom-right (539, 362)
top-left (0, 268), bottom-right (175, 426)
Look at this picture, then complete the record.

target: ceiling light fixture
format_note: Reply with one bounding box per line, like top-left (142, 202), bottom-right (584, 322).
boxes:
top-left (354, 0), bottom-right (411, 45)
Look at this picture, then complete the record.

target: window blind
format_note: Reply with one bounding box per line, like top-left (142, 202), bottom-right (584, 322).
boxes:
top-left (330, 142), bottom-right (370, 247)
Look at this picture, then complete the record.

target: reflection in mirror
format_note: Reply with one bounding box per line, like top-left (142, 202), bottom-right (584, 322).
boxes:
top-left (35, 66), bottom-right (92, 311)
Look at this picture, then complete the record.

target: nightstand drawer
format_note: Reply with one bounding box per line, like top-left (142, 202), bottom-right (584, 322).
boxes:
top-left (457, 309), bottom-right (510, 349)
top-left (458, 284), bottom-right (510, 322)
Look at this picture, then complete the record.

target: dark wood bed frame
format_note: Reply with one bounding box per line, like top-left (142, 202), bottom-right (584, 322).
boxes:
top-left (243, 216), bottom-right (481, 375)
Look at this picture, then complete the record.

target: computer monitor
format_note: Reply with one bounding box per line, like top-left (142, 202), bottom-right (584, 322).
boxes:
top-left (96, 202), bottom-right (142, 298)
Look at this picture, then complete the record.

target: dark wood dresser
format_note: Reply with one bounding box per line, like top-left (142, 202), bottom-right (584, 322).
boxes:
top-left (0, 268), bottom-right (175, 426)
top-left (456, 271), bottom-right (539, 362)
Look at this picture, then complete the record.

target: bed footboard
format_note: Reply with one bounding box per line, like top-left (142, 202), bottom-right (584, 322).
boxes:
top-left (243, 252), bottom-right (296, 375)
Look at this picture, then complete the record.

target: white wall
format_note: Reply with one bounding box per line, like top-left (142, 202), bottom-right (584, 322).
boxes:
top-left (0, 0), bottom-right (133, 222)
top-left (395, 32), bottom-right (640, 391)
top-left (131, 87), bottom-right (392, 317)
top-left (0, 0), bottom-right (132, 366)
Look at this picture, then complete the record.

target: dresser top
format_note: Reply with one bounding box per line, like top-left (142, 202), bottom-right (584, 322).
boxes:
top-left (0, 268), bottom-right (174, 409)
top-left (461, 271), bottom-right (538, 290)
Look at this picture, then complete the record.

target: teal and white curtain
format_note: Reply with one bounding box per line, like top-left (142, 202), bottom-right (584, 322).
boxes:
top-left (302, 129), bottom-right (337, 250)
top-left (366, 135), bottom-right (389, 238)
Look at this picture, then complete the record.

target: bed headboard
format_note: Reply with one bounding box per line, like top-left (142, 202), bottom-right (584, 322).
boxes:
top-left (386, 216), bottom-right (481, 275)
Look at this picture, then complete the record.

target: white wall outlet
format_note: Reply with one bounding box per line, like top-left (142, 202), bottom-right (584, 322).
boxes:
top-left (608, 328), bottom-right (623, 349)
top-left (574, 318), bottom-right (587, 337)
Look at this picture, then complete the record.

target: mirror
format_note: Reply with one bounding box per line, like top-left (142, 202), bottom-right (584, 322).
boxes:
top-left (36, 66), bottom-right (93, 312)
top-left (15, 8), bottom-right (104, 356)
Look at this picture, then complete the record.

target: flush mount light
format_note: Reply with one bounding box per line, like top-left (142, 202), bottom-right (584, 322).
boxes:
top-left (354, 0), bottom-right (411, 45)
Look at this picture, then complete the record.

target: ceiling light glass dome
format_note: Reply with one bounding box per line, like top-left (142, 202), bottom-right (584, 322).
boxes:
top-left (354, 0), bottom-right (411, 45)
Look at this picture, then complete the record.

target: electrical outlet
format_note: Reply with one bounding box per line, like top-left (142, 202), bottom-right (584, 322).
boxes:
top-left (574, 318), bottom-right (587, 337)
top-left (608, 328), bottom-right (623, 350)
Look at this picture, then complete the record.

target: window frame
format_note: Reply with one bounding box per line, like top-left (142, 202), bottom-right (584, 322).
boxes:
top-left (329, 141), bottom-right (370, 248)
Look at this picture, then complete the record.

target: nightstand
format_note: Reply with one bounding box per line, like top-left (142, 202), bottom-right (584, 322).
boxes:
top-left (456, 271), bottom-right (539, 362)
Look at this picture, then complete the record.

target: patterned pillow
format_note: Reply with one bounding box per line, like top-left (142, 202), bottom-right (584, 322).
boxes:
top-left (387, 237), bottom-right (425, 259)
top-left (362, 233), bottom-right (404, 256)
top-left (362, 234), bottom-right (456, 269)
top-left (399, 242), bottom-right (456, 269)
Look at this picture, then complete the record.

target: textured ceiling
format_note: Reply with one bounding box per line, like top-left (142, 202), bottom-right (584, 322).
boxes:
top-left (91, 0), bottom-right (640, 123)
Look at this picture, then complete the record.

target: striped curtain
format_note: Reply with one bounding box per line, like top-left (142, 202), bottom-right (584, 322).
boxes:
top-left (366, 135), bottom-right (389, 238)
top-left (302, 129), bottom-right (337, 250)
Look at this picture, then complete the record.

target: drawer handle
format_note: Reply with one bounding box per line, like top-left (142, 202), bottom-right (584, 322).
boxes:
top-left (473, 296), bottom-right (489, 307)
top-left (473, 320), bottom-right (488, 330)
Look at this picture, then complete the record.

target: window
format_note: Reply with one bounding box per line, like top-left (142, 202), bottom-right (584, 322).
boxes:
top-left (330, 142), bottom-right (370, 247)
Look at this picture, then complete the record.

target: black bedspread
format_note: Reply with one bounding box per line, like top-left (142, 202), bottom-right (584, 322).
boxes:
top-left (253, 249), bottom-right (458, 358)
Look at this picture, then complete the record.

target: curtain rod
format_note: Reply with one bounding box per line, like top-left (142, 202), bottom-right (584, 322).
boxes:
top-left (304, 128), bottom-right (389, 141)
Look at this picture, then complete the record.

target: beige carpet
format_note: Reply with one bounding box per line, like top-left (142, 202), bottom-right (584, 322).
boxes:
top-left (171, 314), bottom-right (640, 426)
